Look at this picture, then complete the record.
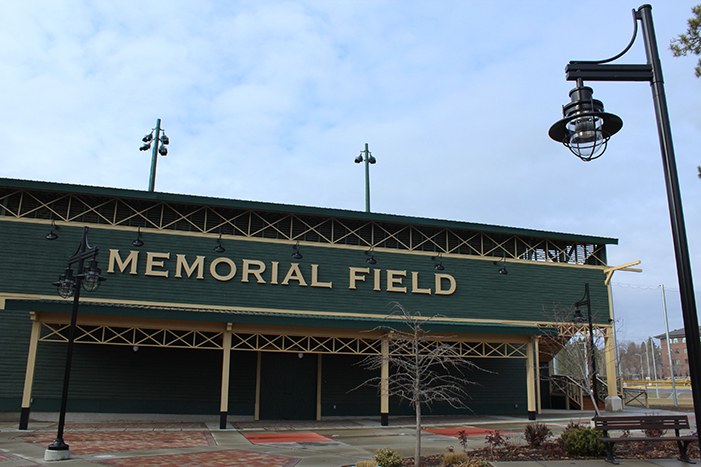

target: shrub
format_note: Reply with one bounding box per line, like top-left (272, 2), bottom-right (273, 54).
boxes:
top-left (356, 461), bottom-right (378, 467)
top-left (563, 421), bottom-right (583, 433)
top-left (541, 438), bottom-right (566, 458)
top-left (485, 430), bottom-right (509, 450)
top-left (524, 422), bottom-right (553, 447)
top-left (444, 451), bottom-right (468, 465)
top-left (561, 426), bottom-right (606, 457)
top-left (374, 448), bottom-right (403, 467)
top-left (457, 457), bottom-right (490, 467)
top-left (457, 430), bottom-right (469, 451)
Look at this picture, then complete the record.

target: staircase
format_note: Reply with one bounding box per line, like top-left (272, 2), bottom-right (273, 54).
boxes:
top-left (550, 374), bottom-right (607, 410)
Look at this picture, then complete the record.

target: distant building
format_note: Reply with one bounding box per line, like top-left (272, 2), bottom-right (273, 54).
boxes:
top-left (655, 327), bottom-right (701, 378)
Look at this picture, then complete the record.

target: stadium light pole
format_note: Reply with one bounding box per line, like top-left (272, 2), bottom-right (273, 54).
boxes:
top-left (140, 118), bottom-right (169, 192)
top-left (549, 4), bottom-right (701, 438)
top-left (354, 143), bottom-right (376, 212)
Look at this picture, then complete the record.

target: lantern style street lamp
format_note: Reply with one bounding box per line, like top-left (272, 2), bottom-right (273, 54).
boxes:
top-left (550, 4), bottom-right (701, 439)
top-left (43, 226), bottom-right (105, 461)
top-left (140, 118), bottom-right (169, 192)
top-left (354, 143), bottom-right (376, 213)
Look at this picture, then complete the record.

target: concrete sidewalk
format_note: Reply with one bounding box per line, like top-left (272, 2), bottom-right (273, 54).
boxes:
top-left (0, 407), bottom-right (695, 466)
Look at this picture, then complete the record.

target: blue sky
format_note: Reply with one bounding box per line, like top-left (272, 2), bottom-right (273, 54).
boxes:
top-left (1, 1), bottom-right (700, 345)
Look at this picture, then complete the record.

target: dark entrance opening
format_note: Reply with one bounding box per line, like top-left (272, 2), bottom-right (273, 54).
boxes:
top-left (259, 352), bottom-right (316, 420)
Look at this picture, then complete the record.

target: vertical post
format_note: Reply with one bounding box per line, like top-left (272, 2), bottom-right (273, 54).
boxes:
top-left (638, 6), bottom-right (701, 438)
top-left (148, 119), bottom-right (162, 192)
top-left (364, 143), bottom-right (371, 213)
top-left (316, 354), bottom-right (322, 421)
top-left (380, 336), bottom-right (389, 426)
top-left (254, 351), bottom-right (261, 421)
top-left (219, 324), bottom-right (232, 429)
top-left (661, 284), bottom-right (678, 406)
top-left (649, 337), bottom-right (659, 398)
top-left (604, 327), bottom-right (618, 397)
top-left (526, 339), bottom-right (536, 420)
top-left (47, 246), bottom-right (86, 457)
top-left (606, 282), bottom-right (622, 393)
top-left (19, 316), bottom-right (41, 430)
top-left (535, 337), bottom-right (541, 415)
top-left (583, 283), bottom-right (599, 407)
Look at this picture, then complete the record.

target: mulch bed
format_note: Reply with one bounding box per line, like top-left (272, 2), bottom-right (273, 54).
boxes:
top-left (398, 439), bottom-right (701, 466)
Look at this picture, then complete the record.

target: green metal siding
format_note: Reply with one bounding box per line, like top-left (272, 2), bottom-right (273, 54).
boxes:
top-left (2, 222), bottom-right (611, 326)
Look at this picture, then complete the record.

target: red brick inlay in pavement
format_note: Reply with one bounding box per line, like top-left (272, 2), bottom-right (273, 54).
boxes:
top-left (19, 430), bottom-right (212, 454)
top-left (243, 432), bottom-right (333, 444)
top-left (0, 449), bottom-right (35, 466)
top-left (423, 427), bottom-right (513, 437)
top-left (97, 449), bottom-right (301, 467)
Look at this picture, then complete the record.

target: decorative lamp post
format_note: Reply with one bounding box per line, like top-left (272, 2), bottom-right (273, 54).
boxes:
top-left (44, 226), bottom-right (105, 461)
top-left (140, 118), bottom-right (169, 192)
top-left (549, 4), bottom-right (700, 438)
top-left (573, 283), bottom-right (599, 409)
top-left (354, 143), bottom-right (376, 213)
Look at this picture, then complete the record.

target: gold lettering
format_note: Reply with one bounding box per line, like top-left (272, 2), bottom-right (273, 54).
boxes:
top-left (145, 252), bottom-right (170, 277)
top-left (175, 254), bottom-right (205, 279)
top-left (349, 267), bottom-right (370, 290)
top-left (311, 264), bottom-right (332, 288)
top-left (373, 268), bottom-right (381, 291)
top-left (411, 271), bottom-right (431, 294)
top-left (241, 259), bottom-right (266, 284)
top-left (435, 273), bottom-right (457, 295)
top-left (386, 270), bottom-right (407, 293)
top-left (210, 257), bottom-right (237, 281)
top-left (270, 261), bottom-right (279, 284)
top-left (107, 249), bottom-right (139, 275)
top-left (281, 263), bottom-right (307, 286)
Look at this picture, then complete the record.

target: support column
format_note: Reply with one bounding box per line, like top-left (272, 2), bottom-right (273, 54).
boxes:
top-left (604, 325), bottom-right (623, 411)
top-left (316, 354), bottom-right (322, 421)
top-left (219, 323), bottom-right (232, 429)
top-left (20, 316), bottom-right (41, 430)
top-left (535, 337), bottom-right (541, 415)
top-left (526, 338), bottom-right (536, 420)
top-left (381, 336), bottom-right (389, 426)
top-left (254, 351), bottom-right (262, 421)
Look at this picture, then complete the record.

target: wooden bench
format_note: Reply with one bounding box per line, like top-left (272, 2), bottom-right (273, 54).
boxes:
top-left (593, 415), bottom-right (697, 464)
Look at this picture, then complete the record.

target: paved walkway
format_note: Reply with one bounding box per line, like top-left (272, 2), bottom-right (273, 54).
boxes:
top-left (0, 407), bottom-right (696, 466)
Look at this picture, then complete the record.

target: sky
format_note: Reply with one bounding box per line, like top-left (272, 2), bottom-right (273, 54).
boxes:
top-left (0, 1), bottom-right (700, 347)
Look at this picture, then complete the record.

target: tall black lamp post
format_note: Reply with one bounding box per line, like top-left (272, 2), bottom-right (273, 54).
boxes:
top-left (550, 4), bottom-right (701, 436)
top-left (573, 283), bottom-right (599, 409)
top-left (45, 226), bottom-right (105, 461)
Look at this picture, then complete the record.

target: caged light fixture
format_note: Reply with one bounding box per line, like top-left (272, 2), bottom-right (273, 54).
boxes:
top-left (493, 256), bottom-right (508, 275)
top-left (431, 253), bottom-right (445, 271)
top-left (132, 227), bottom-right (144, 247)
top-left (214, 233), bottom-right (225, 253)
top-left (292, 240), bottom-right (303, 259)
top-left (365, 247), bottom-right (377, 265)
top-left (45, 220), bottom-right (59, 240)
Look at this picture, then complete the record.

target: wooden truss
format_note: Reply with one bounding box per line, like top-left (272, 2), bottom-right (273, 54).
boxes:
top-left (0, 186), bottom-right (608, 266)
top-left (38, 322), bottom-right (527, 358)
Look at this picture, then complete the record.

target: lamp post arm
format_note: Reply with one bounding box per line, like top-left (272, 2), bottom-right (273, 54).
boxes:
top-left (638, 4), bottom-right (701, 435)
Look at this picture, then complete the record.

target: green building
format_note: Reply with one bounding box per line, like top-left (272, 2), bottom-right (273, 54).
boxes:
top-left (0, 178), bottom-right (621, 428)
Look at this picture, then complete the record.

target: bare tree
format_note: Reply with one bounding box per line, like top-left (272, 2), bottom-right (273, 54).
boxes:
top-left (540, 304), bottom-right (611, 417)
top-left (353, 302), bottom-right (482, 467)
